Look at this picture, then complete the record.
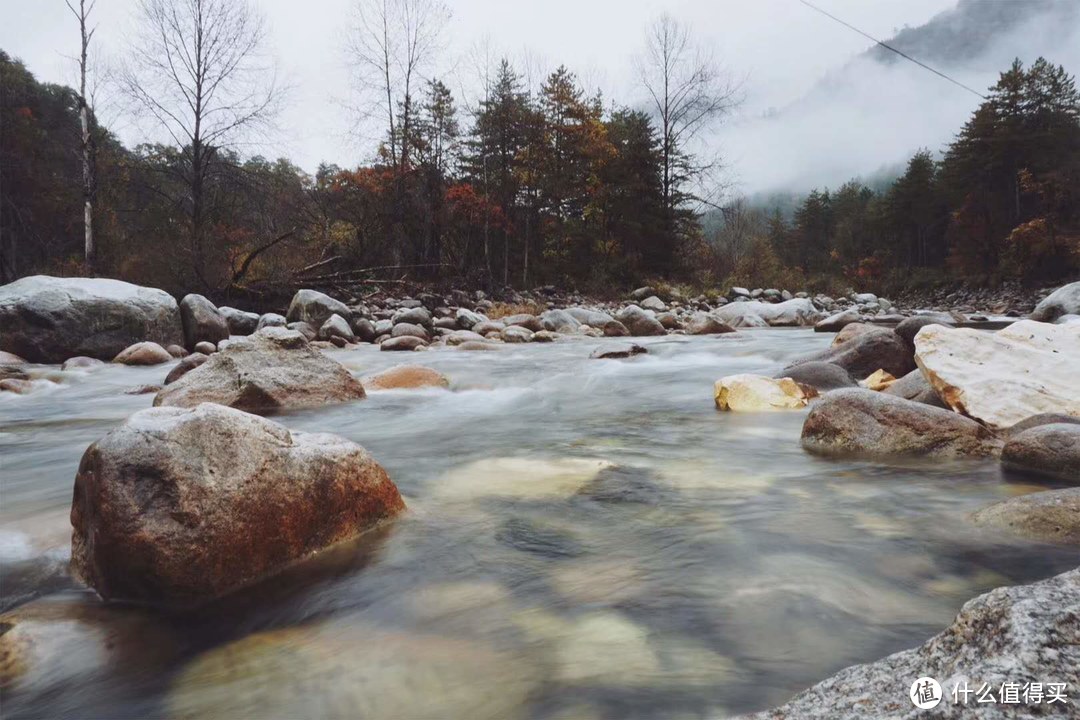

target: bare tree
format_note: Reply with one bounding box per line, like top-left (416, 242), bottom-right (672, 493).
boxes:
top-left (121, 0), bottom-right (279, 286)
top-left (66, 0), bottom-right (97, 270)
top-left (347, 0), bottom-right (450, 170)
top-left (638, 14), bottom-right (740, 227)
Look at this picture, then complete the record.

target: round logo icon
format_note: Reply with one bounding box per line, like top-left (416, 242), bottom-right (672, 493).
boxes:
top-left (910, 677), bottom-right (943, 709)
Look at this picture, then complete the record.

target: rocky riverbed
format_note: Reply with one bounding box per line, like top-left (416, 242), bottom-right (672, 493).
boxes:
top-left (1, 275), bottom-right (1079, 719)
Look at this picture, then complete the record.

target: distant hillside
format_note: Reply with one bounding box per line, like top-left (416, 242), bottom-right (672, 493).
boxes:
top-left (728, 0), bottom-right (1080, 200)
top-left (866, 0), bottom-right (1079, 69)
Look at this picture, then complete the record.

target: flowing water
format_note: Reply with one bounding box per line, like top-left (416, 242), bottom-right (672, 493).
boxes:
top-left (1, 329), bottom-right (1076, 719)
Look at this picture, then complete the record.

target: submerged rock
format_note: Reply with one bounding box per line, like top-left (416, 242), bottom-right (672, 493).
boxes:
top-left (60, 356), bottom-right (104, 371)
top-left (362, 365), bottom-right (449, 391)
top-left (801, 389), bottom-right (1001, 458)
top-left (434, 457), bottom-right (613, 500)
top-left (914, 321), bottom-right (1080, 430)
top-left (154, 328), bottom-right (365, 413)
top-left (972, 488), bottom-right (1080, 545)
top-left (0, 275), bottom-right (182, 363)
top-left (742, 568), bottom-right (1080, 720)
top-left (589, 343), bottom-right (647, 359)
top-left (167, 623), bottom-right (538, 720)
top-left (1001, 423), bottom-right (1080, 482)
top-left (715, 374), bottom-right (817, 411)
top-left (70, 403), bottom-right (405, 608)
top-left (0, 595), bottom-right (178, 704)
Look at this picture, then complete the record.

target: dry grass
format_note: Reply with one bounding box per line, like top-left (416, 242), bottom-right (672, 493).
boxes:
top-left (485, 301), bottom-right (546, 319)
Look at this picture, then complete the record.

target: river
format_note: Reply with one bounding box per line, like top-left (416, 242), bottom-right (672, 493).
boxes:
top-left (1, 329), bottom-right (1075, 719)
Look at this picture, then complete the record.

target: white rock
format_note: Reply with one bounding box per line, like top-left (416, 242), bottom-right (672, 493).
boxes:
top-left (914, 320), bottom-right (1080, 430)
top-left (640, 295), bottom-right (667, 312)
top-left (714, 298), bottom-right (822, 327)
top-left (1031, 281), bottom-right (1080, 322)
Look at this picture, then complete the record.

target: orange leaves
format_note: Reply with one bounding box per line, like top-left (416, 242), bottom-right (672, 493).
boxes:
top-left (445, 182), bottom-right (508, 231)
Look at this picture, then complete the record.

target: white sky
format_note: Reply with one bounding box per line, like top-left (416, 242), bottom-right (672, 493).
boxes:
top-left (0, 0), bottom-right (1030, 192)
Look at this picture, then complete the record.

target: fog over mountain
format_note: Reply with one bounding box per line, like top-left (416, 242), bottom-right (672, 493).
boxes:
top-left (728, 0), bottom-right (1080, 197)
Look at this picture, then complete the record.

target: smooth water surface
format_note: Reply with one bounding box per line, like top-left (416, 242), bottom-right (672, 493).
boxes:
top-left (1, 329), bottom-right (1076, 719)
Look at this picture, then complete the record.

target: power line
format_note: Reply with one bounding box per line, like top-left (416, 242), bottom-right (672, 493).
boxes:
top-left (798, 0), bottom-right (988, 100)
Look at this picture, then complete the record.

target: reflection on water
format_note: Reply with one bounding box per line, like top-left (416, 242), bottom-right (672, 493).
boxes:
top-left (1, 329), bottom-right (1076, 719)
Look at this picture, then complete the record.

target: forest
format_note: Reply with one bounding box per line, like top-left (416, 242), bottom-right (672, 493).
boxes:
top-left (1, 0), bottom-right (1078, 301)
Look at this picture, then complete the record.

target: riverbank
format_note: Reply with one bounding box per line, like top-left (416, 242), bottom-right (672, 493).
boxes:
top-left (1, 276), bottom-right (1078, 718)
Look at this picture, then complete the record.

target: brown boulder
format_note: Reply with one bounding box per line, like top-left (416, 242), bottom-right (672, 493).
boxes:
top-left (154, 328), bottom-right (365, 414)
top-left (801, 388), bottom-right (1002, 458)
top-left (70, 403), bottom-right (405, 608)
top-left (1002, 424), bottom-right (1080, 482)
top-left (362, 365), bottom-right (449, 391)
top-left (380, 336), bottom-right (426, 351)
top-left (113, 341), bottom-right (173, 366)
top-left (163, 353), bottom-right (209, 384)
top-left (787, 327), bottom-right (915, 380)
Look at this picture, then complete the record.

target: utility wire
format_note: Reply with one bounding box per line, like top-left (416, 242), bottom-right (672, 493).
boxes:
top-left (798, 0), bottom-right (988, 100)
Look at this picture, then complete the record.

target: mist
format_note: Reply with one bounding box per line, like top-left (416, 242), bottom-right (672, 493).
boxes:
top-left (723, 0), bottom-right (1080, 197)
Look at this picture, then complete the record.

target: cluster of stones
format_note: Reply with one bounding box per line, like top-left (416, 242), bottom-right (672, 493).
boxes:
top-left (722, 281), bottom-right (1080, 720)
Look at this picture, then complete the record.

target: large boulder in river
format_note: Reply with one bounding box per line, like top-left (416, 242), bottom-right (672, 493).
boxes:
top-left (614, 305), bottom-right (666, 336)
top-left (285, 289), bottom-right (350, 329)
top-left (716, 298), bottom-right (822, 327)
top-left (565, 307), bottom-right (615, 328)
top-left (801, 389), bottom-right (1001, 458)
top-left (685, 312), bottom-right (736, 335)
top-left (539, 309), bottom-right (581, 334)
top-left (154, 327), bottom-right (366, 414)
top-left (741, 568), bottom-right (1080, 720)
top-left (70, 403), bottom-right (405, 608)
top-left (1001, 423), bottom-right (1080, 482)
top-left (0, 276), bottom-right (182, 363)
top-left (972, 488), bottom-right (1080, 546)
top-left (914, 320), bottom-right (1080, 430)
top-left (1030, 281), bottom-right (1080, 323)
top-left (785, 327), bottom-right (914, 380)
top-left (179, 294), bottom-right (229, 349)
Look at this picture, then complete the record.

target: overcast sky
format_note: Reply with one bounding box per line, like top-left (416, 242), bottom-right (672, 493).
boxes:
top-left (0, 0), bottom-right (1048, 193)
